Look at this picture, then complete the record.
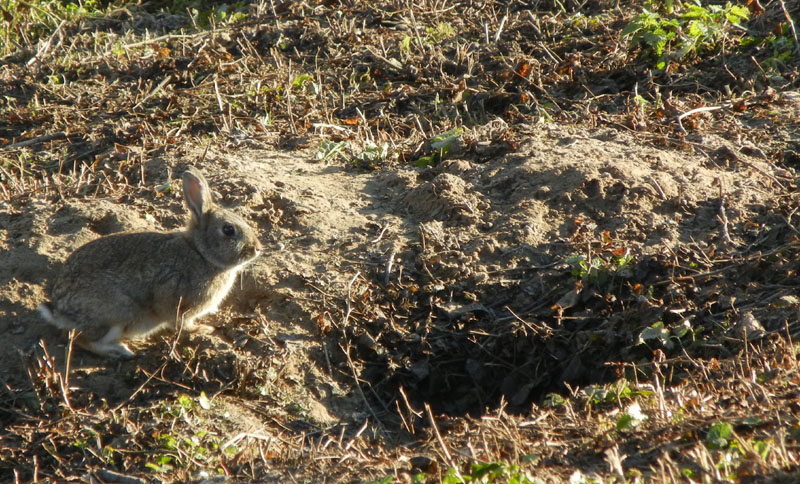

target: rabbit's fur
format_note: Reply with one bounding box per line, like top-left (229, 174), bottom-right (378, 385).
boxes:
top-left (38, 166), bottom-right (262, 358)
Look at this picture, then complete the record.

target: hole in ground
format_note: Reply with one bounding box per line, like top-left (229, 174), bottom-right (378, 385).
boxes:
top-left (335, 255), bottom-right (682, 418)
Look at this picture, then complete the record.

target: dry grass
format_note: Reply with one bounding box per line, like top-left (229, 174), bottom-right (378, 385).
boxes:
top-left (2, 0), bottom-right (800, 482)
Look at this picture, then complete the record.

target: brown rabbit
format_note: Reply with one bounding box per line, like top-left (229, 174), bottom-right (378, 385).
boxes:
top-left (38, 166), bottom-right (262, 358)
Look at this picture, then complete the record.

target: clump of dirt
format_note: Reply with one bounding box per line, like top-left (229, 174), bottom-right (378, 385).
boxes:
top-left (402, 172), bottom-right (490, 223)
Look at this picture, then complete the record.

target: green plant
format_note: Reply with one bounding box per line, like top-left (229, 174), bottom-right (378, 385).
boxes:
top-left (442, 461), bottom-right (537, 483)
top-left (189, 1), bottom-right (248, 27)
top-left (399, 35), bottom-right (413, 58)
top-left (158, 433), bottom-right (179, 450)
top-left (616, 402), bottom-right (647, 431)
top-left (145, 455), bottom-right (174, 473)
top-left (416, 128), bottom-right (462, 167)
top-left (291, 73), bottom-right (314, 91)
top-left (316, 139), bottom-right (349, 162)
top-left (160, 392), bottom-right (212, 418)
top-left (584, 379), bottom-right (653, 406)
top-left (0, 0), bottom-right (108, 56)
top-left (622, 1), bottom-right (749, 69)
top-left (315, 139), bottom-right (397, 167)
top-left (567, 250), bottom-right (633, 287)
top-left (637, 320), bottom-right (692, 349)
top-left (426, 22), bottom-right (455, 43)
top-left (740, 22), bottom-right (798, 69)
top-left (353, 141), bottom-right (396, 167)
top-left (706, 422), bottom-right (734, 449)
top-left (542, 392), bottom-right (566, 408)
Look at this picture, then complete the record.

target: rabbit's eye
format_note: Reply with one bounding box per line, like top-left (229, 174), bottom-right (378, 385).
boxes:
top-left (222, 224), bottom-right (236, 237)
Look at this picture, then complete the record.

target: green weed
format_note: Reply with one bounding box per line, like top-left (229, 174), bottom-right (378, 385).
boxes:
top-left (567, 250), bottom-right (633, 288)
top-left (622, 1), bottom-right (749, 70)
top-left (637, 320), bottom-right (692, 350)
top-left (316, 139), bottom-right (397, 167)
top-left (584, 379), bottom-right (653, 406)
top-left (616, 402), bottom-right (648, 431)
top-left (354, 141), bottom-right (396, 167)
top-left (188, 1), bottom-right (248, 27)
top-left (416, 128), bottom-right (462, 167)
top-left (441, 461), bottom-right (537, 483)
top-left (145, 454), bottom-right (174, 473)
top-left (291, 73), bottom-right (314, 91)
top-left (740, 22), bottom-right (799, 70)
top-left (426, 22), bottom-right (455, 43)
top-left (706, 422), bottom-right (734, 449)
top-left (0, 0), bottom-right (114, 56)
top-left (316, 139), bottom-right (349, 163)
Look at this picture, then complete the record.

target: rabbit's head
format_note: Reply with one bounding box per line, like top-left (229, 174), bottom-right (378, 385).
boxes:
top-left (183, 166), bottom-right (262, 269)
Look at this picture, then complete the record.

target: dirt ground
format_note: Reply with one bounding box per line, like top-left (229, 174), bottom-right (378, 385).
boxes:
top-left (4, 120), bottom-right (800, 481)
top-left (3, 0), bottom-right (800, 482)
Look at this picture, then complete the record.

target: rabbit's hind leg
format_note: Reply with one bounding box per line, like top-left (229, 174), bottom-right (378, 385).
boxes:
top-left (38, 304), bottom-right (133, 358)
top-left (182, 316), bottom-right (216, 335)
top-left (80, 325), bottom-right (135, 359)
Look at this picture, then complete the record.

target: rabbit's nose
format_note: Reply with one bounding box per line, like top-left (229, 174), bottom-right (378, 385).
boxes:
top-left (245, 243), bottom-right (262, 260)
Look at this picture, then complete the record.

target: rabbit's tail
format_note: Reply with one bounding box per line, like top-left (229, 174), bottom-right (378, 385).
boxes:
top-left (38, 302), bottom-right (75, 329)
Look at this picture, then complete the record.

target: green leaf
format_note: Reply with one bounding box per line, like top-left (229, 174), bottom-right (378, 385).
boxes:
top-left (146, 455), bottom-right (174, 473)
top-left (671, 320), bottom-right (691, 339)
top-left (316, 139), bottom-right (349, 162)
top-left (687, 21), bottom-right (711, 40)
top-left (727, 6), bottom-right (749, 24)
top-left (617, 402), bottom-right (647, 430)
top-left (158, 434), bottom-right (178, 450)
top-left (354, 141), bottom-right (395, 165)
top-left (198, 392), bottom-right (212, 410)
top-left (430, 128), bottom-right (462, 151)
top-left (415, 154), bottom-right (436, 167)
top-left (292, 73), bottom-right (313, 90)
top-left (366, 476), bottom-right (393, 484)
top-left (742, 416), bottom-right (762, 426)
top-left (400, 35), bottom-right (412, 54)
top-left (683, 5), bottom-right (710, 20)
top-left (471, 462), bottom-right (504, 479)
top-left (178, 394), bottom-right (194, 410)
top-left (643, 31), bottom-right (667, 56)
top-left (442, 467), bottom-right (466, 484)
top-left (521, 453), bottom-right (539, 464)
top-left (706, 422), bottom-right (734, 449)
top-left (543, 393), bottom-right (566, 408)
top-left (621, 23), bottom-right (641, 38)
top-left (617, 413), bottom-right (635, 430)
top-left (638, 322), bottom-right (671, 347)
top-left (662, 18), bottom-right (680, 29)
top-left (584, 385), bottom-right (608, 404)
top-left (753, 439), bottom-right (770, 459)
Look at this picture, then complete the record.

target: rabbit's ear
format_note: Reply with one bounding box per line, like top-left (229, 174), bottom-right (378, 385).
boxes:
top-left (183, 167), bottom-right (213, 222)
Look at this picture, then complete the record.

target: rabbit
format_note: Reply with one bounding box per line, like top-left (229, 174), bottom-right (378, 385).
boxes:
top-left (38, 166), bottom-right (262, 359)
